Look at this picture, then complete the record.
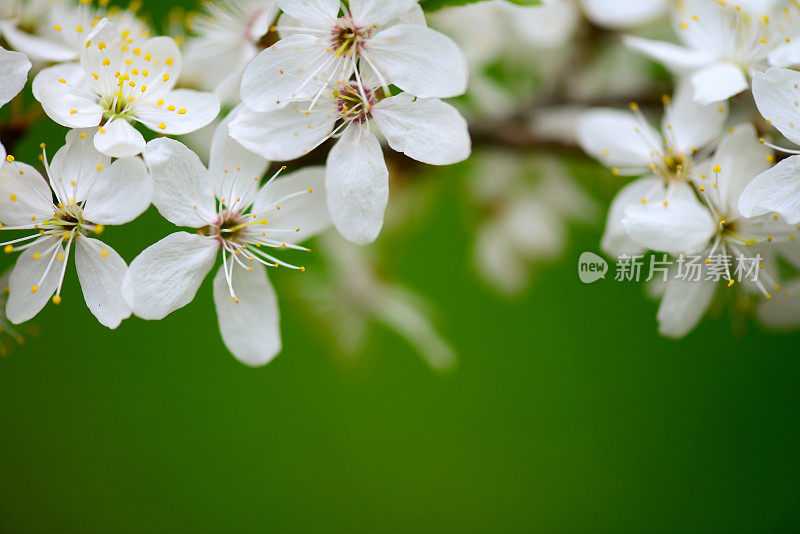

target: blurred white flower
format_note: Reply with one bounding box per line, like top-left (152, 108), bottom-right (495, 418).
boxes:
top-left (470, 152), bottom-right (597, 295)
top-left (0, 129), bottom-right (152, 328)
top-left (578, 79), bottom-right (728, 256)
top-left (241, 0), bottom-right (467, 113)
top-left (297, 232), bottom-right (457, 373)
top-left (123, 118), bottom-right (330, 366)
top-left (230, 83), bottom-right (471, 245)
top-left (626, 0), bottom-right (800, 104)
top-left (181, 0), bottom-right (278, 106)
top-left (741, 67), bottom-right (800, 223)
top-left (623, 124), bottom-right (795, 337)
top-left (32, 19), bottom-right (220, 158)
top-left (0, 0), bottom-right (149, 64)
top-left (579, 0), bottom-right (667, 29)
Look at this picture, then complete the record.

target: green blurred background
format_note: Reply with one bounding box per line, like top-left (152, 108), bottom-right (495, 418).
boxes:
top-left (2, 1), bottom-right (800, 532)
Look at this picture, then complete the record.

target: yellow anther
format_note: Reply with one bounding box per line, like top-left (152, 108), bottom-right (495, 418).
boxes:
top-left (52, 295), bottom-right (62, 305)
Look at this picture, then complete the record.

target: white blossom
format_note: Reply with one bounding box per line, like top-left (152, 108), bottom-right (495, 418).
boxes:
top-left (0, 129), bottom-right (152, 328)
top-left (230, 82), bottom-right (470, 244)
top-left (0, 0), bottom-right (150, 64)
top-left (32, 18), bottom-right (220, 158)
top-left (470, 152), bottom-right (596, 295)
top-left (623, 124), bottom-right (794, 337)
top-left (122, 118), bottom-right (330, 366)
top-left (240, 0), bottom-right (467, 115)
top-left (181, 0), bottom-right (278, 106)
top-left (298, 232), bottom-right (457, 373)
top-left (626, 0), bottom-right (800, 104)
top-left (577, 78), bottom-right (728, 256)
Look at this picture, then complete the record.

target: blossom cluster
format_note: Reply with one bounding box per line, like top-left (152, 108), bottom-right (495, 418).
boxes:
top-left (0, 0), bottom-right (470, 365)
top-left (574, 0), bottom-right (800, 337)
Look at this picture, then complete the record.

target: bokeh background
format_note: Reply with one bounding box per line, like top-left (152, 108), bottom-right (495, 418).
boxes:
top-left (2, 0), bottom-right (800, 532)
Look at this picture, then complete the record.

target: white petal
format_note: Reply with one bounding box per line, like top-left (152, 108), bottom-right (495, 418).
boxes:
top-left (657, 277), bottom-right (717, 338)
top-left (577, 108), bottom-right (662, 168)
top-left (213, 265), bottom-right (281, 367)
top-left (93, 119), bottom-right (146, 158)
top-left (601, 177), bottom-right (663, 257)
top-left (624, 36), bottom-right (714, 71)
top-left (229, 100), bottom-right (337, 161)
top-left (365, 24), bottom-right (468, 99)
top-left (372, 93), bottom-right (471, 165)
top-left (662, 77), bottom-right (728, 154)
top-left (143, 137), bottom-right (216, 228)
top-left (738, 155), bottom-right (800, 223)
top-left (0, 21), bottom-right (76, 63)
top-left (767, 39), bottom-right (800, 68)
top-left (581, 0), bottom-right (666, 29)
top-left (6, 236), bottom-right (63, 324)
top-left (136, 89), bottom-right (221, 135)
top-left (275, 0), bottom-right (338, 27)
top-left (123, 232), bottom-right (218, 320)
top-left (240, 34), bottom-right (337, 113)
top-left (75, 237), bottom-right (131, 329)
top-left (326, 125), bottom-right (388, 244)
top-left (0, 162), bottom-right (54, 226)
top-left (31, 63), bottom-right (93, 101)
top-left (752, 67), bottom-right (800, 146)
top-left (49, 128), bottom-right (110, 204)
top-left (690, 62), bottom-right (749, 104)
top-left (253, 166), bottom-right (331, 243)
top-left (209, 107), bottom-right (270, 206)
top-left (83, 157), bottom-right (153, 226)
top-left (350, 0), bottom-right (419, 26)
top-left (622, 184), bottom-right (716, 254)
top-left (709, 123), bottom-right (771, 216)
top-left (0, 46), bottom-right (30, 108)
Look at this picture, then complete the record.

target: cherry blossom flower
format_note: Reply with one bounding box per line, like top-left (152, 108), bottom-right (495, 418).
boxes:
top-left (626, 0), bottom-right (800, 104)
top-left (239, 0), bottom-right (467, 114)
top-left (122, 118), bottom-right (330, 366)
top-left (0, 129), bottom-right (152, 328)
top-left (622, 124), bottom-right (794, 337)
top-left (0, 0), bottom-right (149, 64)
top-left (298, 232), bottom-right (457, 373)
top-left (181, 0), bottom-right (278, 106)
top-left (577, 79), bottom-right (728, 256)
top-left (230, 82), bottom-right (470, 244)
top-left (469, 152), bottom-right (596, 295)
top-left (32, 18), bottom-right (220, 158)
top-left (579, 0), bottom-right (667, 29)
